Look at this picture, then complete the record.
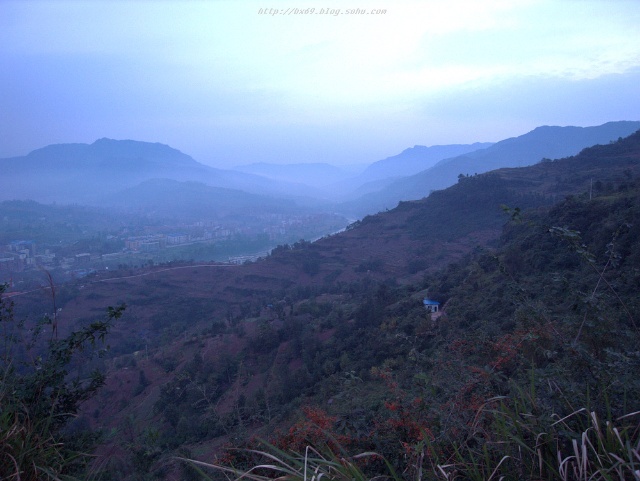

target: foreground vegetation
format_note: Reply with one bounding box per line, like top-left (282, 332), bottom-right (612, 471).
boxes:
top-left (0, 286), bottom-right (125, 480)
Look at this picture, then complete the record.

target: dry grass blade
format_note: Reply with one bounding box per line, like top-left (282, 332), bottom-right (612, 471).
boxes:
top-left (436, 464), bottom-right (455, 480)
top-left (551, 408), bottom-right (587, 427)
top-left (245, 448), bottom-right (300, 474)
top-left (616, 411), bottom-right (640, 421)
top-left (175, 457), bottom-right (279, 481)
top-left (2, 451), bottom-right (20, 481)
top-left (486, 455), bottom-right (510, 481)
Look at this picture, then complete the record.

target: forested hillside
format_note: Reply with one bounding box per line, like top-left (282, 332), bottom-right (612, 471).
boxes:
top-left (2, 131), bottom-right (640, 480)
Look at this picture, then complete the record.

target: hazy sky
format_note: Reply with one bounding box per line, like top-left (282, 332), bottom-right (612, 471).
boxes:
top-left (2, 0), bottom-right (639, 167)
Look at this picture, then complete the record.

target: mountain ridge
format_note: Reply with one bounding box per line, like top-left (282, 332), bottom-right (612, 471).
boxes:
top-left (3, 121), bottom-right (639, 217)
top-left (343, 120), bottom-right (640, 215)
top-left (0, 138), bottom-right (323, 203)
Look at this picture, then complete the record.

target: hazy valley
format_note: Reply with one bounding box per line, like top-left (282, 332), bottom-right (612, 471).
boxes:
top-left (2, 121), bottom-right (639, 290)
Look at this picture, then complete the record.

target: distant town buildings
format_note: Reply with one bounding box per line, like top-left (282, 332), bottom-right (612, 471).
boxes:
top-left (0, 240), bottom-right (40, 272)
top-left (166, 233), bottom-right (188, 245)
top-left (123, 228), bottom-right (235, 252)
top-left (125, 235), bottom-right (167, 251)
top-left (1, 212), bottom-right (346, 284)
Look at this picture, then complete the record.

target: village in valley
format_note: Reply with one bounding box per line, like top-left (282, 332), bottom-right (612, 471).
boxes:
top-left (0, 210), bottom-right (348, 290)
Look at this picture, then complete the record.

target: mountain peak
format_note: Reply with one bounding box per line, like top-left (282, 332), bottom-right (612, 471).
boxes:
top-left (87, 138), bottom-right (194, 161)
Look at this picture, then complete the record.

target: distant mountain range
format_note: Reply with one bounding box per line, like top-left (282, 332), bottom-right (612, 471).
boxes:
top-left (336, 142), bottom-right (494, 196)
top-left (0, 138), bottom-right (318, 204)
top-left (2, 121), bottom-right (639, 220)
top-left (232, 162), bottom-right (354, 188)
top-left (233, 143), bottom-right (493, 191)
top-left (342, 120), bottom-right (640, 215)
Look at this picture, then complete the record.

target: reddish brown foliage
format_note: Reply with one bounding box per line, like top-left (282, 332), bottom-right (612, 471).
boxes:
top-left (271, 406), bottom-right (353, 453)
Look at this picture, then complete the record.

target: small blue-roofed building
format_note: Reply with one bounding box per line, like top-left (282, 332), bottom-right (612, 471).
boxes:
top-left (423, 298), bottom-right (440, 313)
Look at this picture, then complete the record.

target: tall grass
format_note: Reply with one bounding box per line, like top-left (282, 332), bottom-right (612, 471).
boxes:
top-left (180, 403), bottom-right (639, 481)
top-left (434, 402), bottom-right (640, 481)
top-left (177, 441), bottom-right (403, 481)
top-left (0, 390), bottom-right (68, 481)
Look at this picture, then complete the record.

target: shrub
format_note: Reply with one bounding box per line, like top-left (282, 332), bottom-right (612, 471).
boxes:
top-left (0, 284), bottom-right (125, 480)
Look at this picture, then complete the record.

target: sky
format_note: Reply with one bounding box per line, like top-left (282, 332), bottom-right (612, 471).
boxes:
top-left (1, 0), bottom-right (640, 168)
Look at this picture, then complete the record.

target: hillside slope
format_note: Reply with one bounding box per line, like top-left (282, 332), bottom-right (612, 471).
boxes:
top-left (7, 129), bottom-right (640, 479)
top-left (333, 142), bottom-right (493, 199)
top-left (15, 129), bottom-right (640, 346)
top-left (103, 179), bottom-right (309, 220)
top-left (344, 121), bottom-right (640, 215)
